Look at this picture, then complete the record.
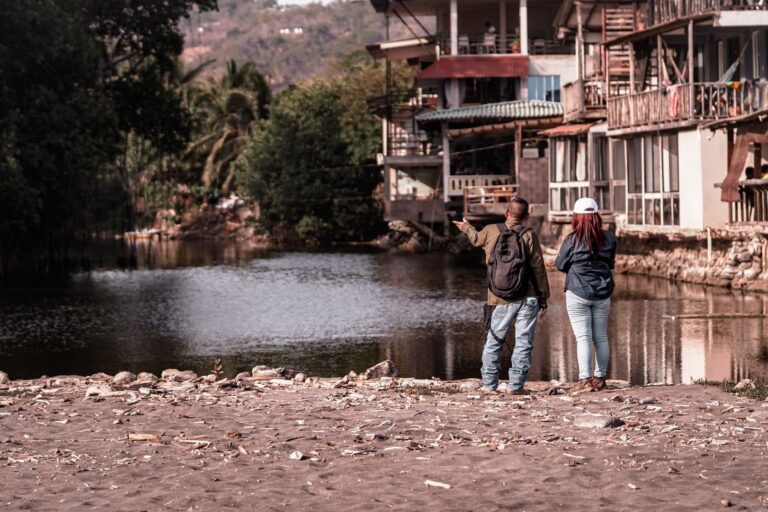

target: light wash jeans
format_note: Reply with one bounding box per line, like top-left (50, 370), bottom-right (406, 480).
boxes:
top-left (565, 290), bottom-right (611, 380)
top-left (481, 297), bottom-right (540, 390)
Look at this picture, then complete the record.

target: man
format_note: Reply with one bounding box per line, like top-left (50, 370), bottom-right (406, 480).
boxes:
top-left (453, 196), bottom-right (550, 395)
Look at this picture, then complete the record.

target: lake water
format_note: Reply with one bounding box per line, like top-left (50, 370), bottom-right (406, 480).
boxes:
top-left (1, 241), bottom-right (767, 384)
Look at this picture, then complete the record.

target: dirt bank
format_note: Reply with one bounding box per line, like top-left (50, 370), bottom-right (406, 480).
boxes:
top-left (1, 368), bottom-right (767, 511)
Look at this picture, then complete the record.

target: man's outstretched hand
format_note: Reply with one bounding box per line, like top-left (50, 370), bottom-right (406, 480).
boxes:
top-left (452, 218), bottom-right (467, 231)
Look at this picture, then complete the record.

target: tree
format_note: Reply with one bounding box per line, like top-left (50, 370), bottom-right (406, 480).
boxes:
top-left (0, 0), bottom-right (217, 280)
top-left (237, 82), bottom-right (383, 244)
top-left (183, 60), bottom-right (271, 191)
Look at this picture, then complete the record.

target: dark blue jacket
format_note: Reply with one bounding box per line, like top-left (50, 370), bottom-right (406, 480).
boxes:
top-left (555, 230), bottom-right (617, 301)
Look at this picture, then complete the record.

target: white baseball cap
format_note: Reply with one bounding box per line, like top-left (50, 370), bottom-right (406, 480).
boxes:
top-left (573, 197), bottom-right (599, 214)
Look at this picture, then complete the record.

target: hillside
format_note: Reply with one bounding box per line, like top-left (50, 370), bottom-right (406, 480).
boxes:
top-left (181, 0), bottom-right (428, 88)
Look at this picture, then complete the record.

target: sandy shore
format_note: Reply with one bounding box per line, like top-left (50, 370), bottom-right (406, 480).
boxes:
top-left (1, 367), bottom-right (768, 511)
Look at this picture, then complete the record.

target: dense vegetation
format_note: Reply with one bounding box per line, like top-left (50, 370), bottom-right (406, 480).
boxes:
top-left (0, 0), bottom-right (414, 281)
top-left (0, 0), bottom-right (217, 280)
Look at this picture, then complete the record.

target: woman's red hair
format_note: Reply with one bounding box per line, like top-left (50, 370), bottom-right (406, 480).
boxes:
top-left (570, 212), bottom-right (605, 251)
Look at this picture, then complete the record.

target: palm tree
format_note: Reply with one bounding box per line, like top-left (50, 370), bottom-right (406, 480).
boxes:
top-left (183, 60), bottom-right (271, 192)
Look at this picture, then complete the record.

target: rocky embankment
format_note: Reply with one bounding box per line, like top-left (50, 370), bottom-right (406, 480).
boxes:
top-left (2, 363), bottom-right (768, 510)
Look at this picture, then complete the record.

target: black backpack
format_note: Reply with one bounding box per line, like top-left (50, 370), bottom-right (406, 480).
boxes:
top-left (488, 224), bottom-right (531, 300)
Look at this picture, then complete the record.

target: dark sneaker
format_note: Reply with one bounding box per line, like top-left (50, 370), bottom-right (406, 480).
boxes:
top-left (502, 387), bottom-right (530, 396)
top-left (569, 378), bottom-right (595, 395)
top-left (591, 377), bottom-right (607, 391)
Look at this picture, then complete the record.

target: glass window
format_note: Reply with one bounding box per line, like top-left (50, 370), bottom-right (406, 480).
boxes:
top-left (529, 75), bottom-right (561, 102)
top-left (667, 134), bottom-right (679, 192)
top-left (628, 138), bottom-right (643, 193)
top-left (612, 140), bottom-right (626, 180)
top-left (613, 184), bottom-right (626, 213)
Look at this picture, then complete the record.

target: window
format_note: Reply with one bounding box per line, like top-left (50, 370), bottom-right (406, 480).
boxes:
top-left (624, 133), bottom-right (680, 226)
top-left (549, 136), bottom-right (588, 212)
top-left (528, 75), bottom-right (561, 102)
top-left (611, 139), bottom-right (626, 213)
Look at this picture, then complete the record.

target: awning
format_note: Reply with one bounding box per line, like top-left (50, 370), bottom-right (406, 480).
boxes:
top-left (416, 100), bottom-right (563, 124)
top-left (366, 37), bottom-right (436, 61)
top-left (538, 123), bottom-right (596, 137)
top-left (703, 108), bottom-right (768, 130)
top-left (450, 119), bottom-right (562, 138)
top-left (417, 55), bottom-right (529, 79)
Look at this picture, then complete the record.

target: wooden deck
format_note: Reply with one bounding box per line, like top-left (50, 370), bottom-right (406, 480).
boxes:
top-left (607, 81), bottom-right (768, 130)
top-left (647, 0), bottom-right (768, 28)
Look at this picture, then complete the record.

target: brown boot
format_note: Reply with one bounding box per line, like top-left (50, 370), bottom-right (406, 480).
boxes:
top-left (569, 378), bottom-right (595, 395)
top-left (591, 377), bottom-right (607, 391)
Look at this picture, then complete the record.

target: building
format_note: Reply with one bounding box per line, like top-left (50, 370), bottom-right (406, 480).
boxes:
top-left (542, 0), bottom-right (636, 223)
top-left (366, 0), bottom-right (576, 228)
top-left (600, 0), bottom-right (768, 230)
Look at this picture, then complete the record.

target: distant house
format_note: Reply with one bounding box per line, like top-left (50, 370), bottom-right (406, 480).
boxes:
top-left (366, 0), bottom-right (575, 228)
top-left (278, 27), bottom-right (304, 35)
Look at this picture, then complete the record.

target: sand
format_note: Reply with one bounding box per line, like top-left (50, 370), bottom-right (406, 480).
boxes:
top-left (1, 371), bottom-right (768, 511)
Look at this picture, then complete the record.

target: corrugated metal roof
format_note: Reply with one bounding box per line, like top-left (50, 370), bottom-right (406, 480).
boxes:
top-left (416, 100), bottom-right (563, 124)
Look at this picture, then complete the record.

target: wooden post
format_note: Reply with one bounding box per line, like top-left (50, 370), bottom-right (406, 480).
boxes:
top-left (442, 123), bottom-right (451, 202)
top-left (576, 0), bottom-right (584, 81)
top-left (514, 125), bottom-right (522, 188)
top-left (499, 0), bottom-right (507, 53)
top-left (520, 0), bottom-right (529, 55)
top-left (688, 20), bottom-right (694, 117)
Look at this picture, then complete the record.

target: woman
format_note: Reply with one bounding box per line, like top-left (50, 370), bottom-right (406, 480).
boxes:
top-left (556, 198), bottom-right (617, 393)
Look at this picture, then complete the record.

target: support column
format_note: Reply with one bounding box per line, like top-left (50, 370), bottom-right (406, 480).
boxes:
top-left (575, 0), bottom-right (584, 80)
top-left (442, 123), bottom-right (451, 203)
top-left (499, 0), bottom-right (507, 53)
top-left (519, 0), bottom-right (528, 55)
top-left (450, 0), bottom-right (458, 56)
top-left (688, 20), bottom-right (694, 112)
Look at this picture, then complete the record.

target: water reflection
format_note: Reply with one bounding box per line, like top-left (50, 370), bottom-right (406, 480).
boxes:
top-left (0, 241), bottom-right (767, 384)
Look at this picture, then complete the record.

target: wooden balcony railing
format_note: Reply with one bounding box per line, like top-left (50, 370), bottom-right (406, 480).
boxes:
top-left (448, 174), bottom-right (513, 196)
top-left (463, 184), bottom-right (519, 217)
top-left (715, 180), bottom-right (768, 223)
top-left (564, 79), bottom-right (632, 121)
top-left (607, 81), bottom-right (768, 129)
top-left (647, 0), bottom-right (768, 27)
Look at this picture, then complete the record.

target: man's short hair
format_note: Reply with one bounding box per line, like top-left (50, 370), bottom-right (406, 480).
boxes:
top-left (507, 196), bottom-right (529, 219)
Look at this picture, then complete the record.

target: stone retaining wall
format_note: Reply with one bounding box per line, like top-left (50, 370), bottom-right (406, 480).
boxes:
top-left (612, 229), bottom-right (768, 293)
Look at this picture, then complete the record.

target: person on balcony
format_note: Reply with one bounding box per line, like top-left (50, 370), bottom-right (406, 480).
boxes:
top-left (482, 22), bottom-right (497, 54)
top-left (453, 196), bottom-right (550, 395)
top-left (555, 198), bottom-right (617, 394)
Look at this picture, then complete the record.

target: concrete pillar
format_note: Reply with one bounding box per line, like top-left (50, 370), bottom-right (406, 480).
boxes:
top-left (519, 0), bottom-right (528, 55)
top-left (499, 0), bottom-right (507, 53)
top-left (450, 0), bottom-right (458, 56)
top-left (442, 123), bottom-right (451, 203)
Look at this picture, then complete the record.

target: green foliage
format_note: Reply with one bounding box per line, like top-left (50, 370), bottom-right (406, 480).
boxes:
top-left (237, 81), bottom-right (383, 244)
top-left (0, 0), bottom-right (217, 279)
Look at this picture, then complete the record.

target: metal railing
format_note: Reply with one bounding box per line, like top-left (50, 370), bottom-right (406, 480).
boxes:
top-left (607, 81), bottom-right (768, 129)
top-left (437, 35), bottom-right (573, 56)
top-left (647, 0), bottom-right (768, 27)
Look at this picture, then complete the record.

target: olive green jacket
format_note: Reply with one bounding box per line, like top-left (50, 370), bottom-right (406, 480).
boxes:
top-left (461, 217), bottom-right (551, 306)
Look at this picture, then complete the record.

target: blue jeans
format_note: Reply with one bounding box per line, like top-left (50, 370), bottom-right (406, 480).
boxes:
top-left (565, 290), bottom-right (611, 380)
top-left (481, 298), bottom-right (540, 390)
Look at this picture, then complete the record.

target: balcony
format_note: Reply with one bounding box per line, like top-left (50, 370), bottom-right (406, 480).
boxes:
top-left (463, 184), bottom-right (518, 220)
top-left (448, 174), bottom-right (514, 197)
top-left (607, 81), bottom-right (768, 130)
top-left (437, 34), bottom-right (573, 56)
top-left (646, 0), bottom-right (768, 28)
top-left (716, 180), bottom-right (768, 224)
top-left (563, 78), bottom-right (632, 122)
